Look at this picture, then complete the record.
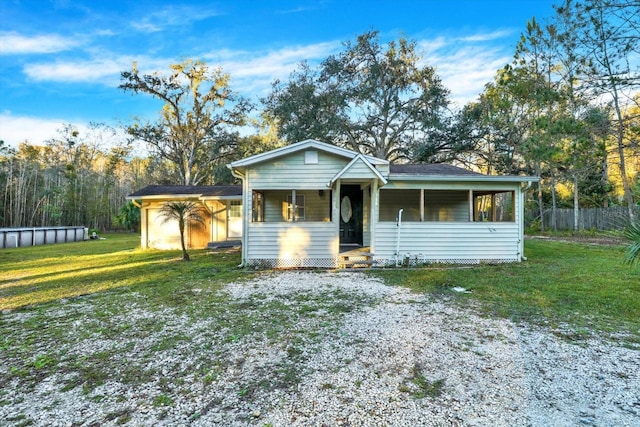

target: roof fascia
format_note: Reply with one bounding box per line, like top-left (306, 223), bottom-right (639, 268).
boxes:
top-left (388, 174), bottom-right (540, 184)
top-left (329, 154), bottom-right (388, 187)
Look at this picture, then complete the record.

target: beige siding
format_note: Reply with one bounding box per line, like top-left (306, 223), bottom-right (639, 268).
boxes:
top-left (246, 222), bottom-right (339, 267)
top-left (247, 151), bottom-right (349, 189)
top-left (375, 222), bottom-right (521, 263)
top-left (141, 199), bottom-right (236, 249)
top-left (146, 207), bottom-right (182, 250)
top-left (340, 158), bottom-right (378, 180)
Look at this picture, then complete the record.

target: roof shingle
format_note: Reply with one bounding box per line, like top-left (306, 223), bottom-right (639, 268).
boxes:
top-left (128, 185), bottom-right (242, 198)
top-left (389, 164), bottom-right (484, 176)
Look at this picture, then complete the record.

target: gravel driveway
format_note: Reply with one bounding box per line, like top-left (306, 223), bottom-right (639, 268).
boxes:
top-left (1, 271), bottom-right (639, 426)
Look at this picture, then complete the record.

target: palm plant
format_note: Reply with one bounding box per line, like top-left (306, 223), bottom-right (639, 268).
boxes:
top-left (158, 201), bottom-right (207, 261)
top-left (624, 220), bottom-right (640, 266)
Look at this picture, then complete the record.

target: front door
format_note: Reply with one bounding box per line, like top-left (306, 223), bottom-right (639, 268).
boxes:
top-left (339, 185), bottom-right (363, 245)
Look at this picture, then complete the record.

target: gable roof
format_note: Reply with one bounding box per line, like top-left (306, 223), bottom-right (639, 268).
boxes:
top-left (330, 154), bottom-right (388, 186)
top-left (228, 139), bottom-right (388, 170)
top-left (127, 185), bottom-right (242, 199)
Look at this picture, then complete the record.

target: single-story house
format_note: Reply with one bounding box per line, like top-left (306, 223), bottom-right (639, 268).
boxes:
top-left (128, 139), bottom-right (538, 266)
top-left (127, 185), bottom-right (242, 250)
top-left (227, 139), bottom-right (538, 268)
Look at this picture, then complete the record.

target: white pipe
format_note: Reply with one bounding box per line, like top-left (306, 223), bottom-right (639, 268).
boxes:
top-left (395, 209), bottom-right (403, 267)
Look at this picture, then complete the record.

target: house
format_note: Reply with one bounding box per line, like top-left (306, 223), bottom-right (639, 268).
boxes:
top-left (228, 139), bottom-right (538, 268)
top-left (127, 185), bottom-right (242, 250)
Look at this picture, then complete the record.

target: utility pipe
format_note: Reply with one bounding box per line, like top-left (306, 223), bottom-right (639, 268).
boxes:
top-left (395, 209), bottom-right (403, 267)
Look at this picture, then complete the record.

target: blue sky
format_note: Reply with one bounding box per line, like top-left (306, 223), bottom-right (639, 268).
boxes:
top-left (0, 0), bottom-right (558, 148)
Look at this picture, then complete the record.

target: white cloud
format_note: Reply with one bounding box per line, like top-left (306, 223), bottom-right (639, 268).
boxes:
top-left (0, 31), bottom-right (82, 55)
top-left (204, 41), bottom-right (341, 96)
top-left (428, 47), bottom-right (512, 106)
top-left (458, 29), bottom-right (513, 42)
top-left (416, 34), bottom-right (515, 106)
top-left (22, 54), bottom-right (167, 85)
top-left (130, 5), bottom-right (223, 33)
top-left (0, 113), bottom-right (87, 147)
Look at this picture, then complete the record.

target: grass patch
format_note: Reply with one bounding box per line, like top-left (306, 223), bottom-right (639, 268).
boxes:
top-left (398, 364), bottom-right (444, 399)
top-left (372, 239), bottom-right (640, 342)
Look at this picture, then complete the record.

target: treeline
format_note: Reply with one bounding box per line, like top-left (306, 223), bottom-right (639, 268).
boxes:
top-left (1, 0), bottom-right (639, 230)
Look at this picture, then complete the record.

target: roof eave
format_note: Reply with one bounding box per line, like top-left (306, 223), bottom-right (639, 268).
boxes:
top-left (388, 174), bottom-right (539, 183)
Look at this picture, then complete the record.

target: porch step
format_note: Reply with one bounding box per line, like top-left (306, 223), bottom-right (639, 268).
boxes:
top-left (207, 240), bottom-right (241, 249)
top-left (339, 252), bottom-right (375, 269)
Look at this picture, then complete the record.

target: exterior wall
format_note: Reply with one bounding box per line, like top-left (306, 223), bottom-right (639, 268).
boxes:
top-left (141, 199), bottom-right (239, 250)
top-left (375, 222), bottom-right (522, 264)
top-left (247, 151), bottom-right (349, 190)
top-left (373, 182), bottom-right (524, 264)
top-left (145, 206), bottom-right (183, 250)
top-left (340, 158), bottom-right (378, 180)
top-left (245, 222), bottom-right (339, 267)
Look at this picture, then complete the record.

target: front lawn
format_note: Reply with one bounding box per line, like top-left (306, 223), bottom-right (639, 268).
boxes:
top-left (373, 238), bottom-right (640, 342)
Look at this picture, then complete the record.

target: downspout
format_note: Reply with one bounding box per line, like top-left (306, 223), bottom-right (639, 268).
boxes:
top-left (520, 180), bottom-right (533, 261)
top-left (229, 166), bottom-right (246, 268)
top-left (395, 209), bottom-right (403, 267)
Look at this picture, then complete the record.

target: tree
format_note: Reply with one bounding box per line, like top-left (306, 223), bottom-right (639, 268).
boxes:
top-left (158, 201), bottom-right (207, 261)
top-left (624, 220), bottom-right (640, 265)
top-left (120, 59), bottom-right (252, 185)
top-left (563, 0), bottom-right (640, 221)
top-left (113, 201), bottom-right (140, 232)
top-left (264, 31), bottom-right (452, 162)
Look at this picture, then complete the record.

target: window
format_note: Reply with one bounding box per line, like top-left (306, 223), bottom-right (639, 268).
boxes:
top-left (286, 194), bottom-right (305, 221)
top-left (379, 189), bottom-right (420, 221)
top-left (473, 191), bottom-right (514, 222)
top-left (252, 191), bottom-right (264, 222)
top-left (229, 200), bottom-right (242, 218)
top-left (423, 190), bottom-right (469, 222)
top-left (304, 150), bottom-right (318, 164)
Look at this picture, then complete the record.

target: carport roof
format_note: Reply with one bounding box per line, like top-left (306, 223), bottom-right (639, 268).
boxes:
top-left (127, 185), bottom-right (242, 198)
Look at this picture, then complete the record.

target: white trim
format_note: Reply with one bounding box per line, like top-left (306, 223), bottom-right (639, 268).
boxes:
top-left (329, 154), bottom-right (388, 186)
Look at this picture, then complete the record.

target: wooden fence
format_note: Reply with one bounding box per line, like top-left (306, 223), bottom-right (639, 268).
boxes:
top-left (526, 206), bottom-right (639, 231)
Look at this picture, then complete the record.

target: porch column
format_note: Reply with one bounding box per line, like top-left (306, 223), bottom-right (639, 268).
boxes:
top-left (332, 179), bottom-right (341, 253)
top-left (369, 179), bottom-right (378, 253)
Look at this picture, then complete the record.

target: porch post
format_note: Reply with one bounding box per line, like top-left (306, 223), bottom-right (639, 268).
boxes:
top-left (333, 179), bottom-right (341, 249)
top-left (370, 179), bottom-right (378, 253)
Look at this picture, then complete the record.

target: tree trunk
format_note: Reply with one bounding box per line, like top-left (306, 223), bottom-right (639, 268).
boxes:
top-left (573, 176), bottom-right (579, 231)
top-left (536, 163), bottom-right (545, 232)
top-left (551, 176), bottom-right (558, 231)
top-left (179, 221), bottom-right (190, 261)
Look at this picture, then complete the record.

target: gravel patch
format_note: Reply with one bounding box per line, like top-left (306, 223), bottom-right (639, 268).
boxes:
top-left (1, 271), bottom-right (638, 426)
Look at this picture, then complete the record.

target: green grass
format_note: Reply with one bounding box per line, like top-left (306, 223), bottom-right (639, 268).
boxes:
top-left (1, 234), bottom-right (639, 421)
top-left (0, 233), bottom-right (244, 311)
top-left (372, 239), bottom-right (640, 342)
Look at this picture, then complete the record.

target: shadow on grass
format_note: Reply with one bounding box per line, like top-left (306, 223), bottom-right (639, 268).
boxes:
top-left (0, 234), bottom-right (245, 311)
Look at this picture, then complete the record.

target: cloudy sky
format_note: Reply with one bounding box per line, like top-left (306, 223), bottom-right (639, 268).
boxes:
top-left (0, 0), bottom-right (558, 147)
